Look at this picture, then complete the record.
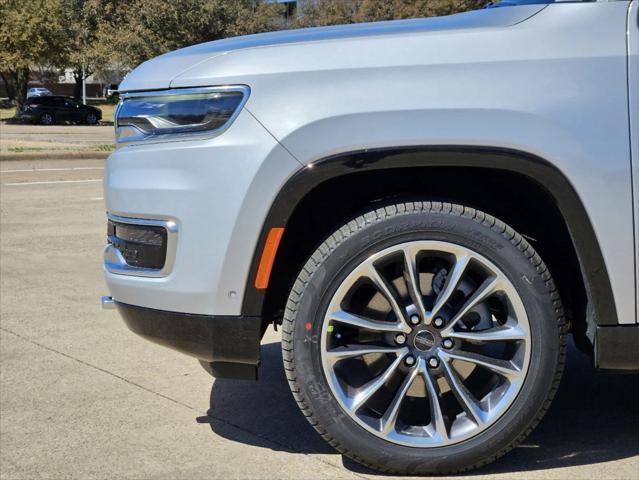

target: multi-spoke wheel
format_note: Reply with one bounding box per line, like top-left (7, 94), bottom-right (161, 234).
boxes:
top-left (283, 202), bottom-right (565, 475)
top-left (321, 241), bottom-right (530, 447)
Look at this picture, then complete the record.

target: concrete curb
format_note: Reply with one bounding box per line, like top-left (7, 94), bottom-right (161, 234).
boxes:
top-left (0, 151), bottom-right (110, 161)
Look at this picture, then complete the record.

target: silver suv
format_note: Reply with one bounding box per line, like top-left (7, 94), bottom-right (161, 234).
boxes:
top-left (102, 1), bottom-right (639, 474)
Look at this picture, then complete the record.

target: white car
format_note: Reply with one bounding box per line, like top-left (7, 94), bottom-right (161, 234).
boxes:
top-left (102, 0), bottom-right (639, 474)
top-left (26, 87), bottom-right (52, 99)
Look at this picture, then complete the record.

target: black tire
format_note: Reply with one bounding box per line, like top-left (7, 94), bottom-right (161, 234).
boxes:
top-left (282, 201), bottom-right (566, 475)
top-left (40, 112), bottom-right (53, 125)
top-left (85, 113), bottom-right (98, 125)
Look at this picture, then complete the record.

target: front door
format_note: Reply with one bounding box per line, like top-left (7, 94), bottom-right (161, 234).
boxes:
top-left (628, 1), bottom-right (638, 323)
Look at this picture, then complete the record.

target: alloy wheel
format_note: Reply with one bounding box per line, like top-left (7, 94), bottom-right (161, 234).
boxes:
top-left (320, 240), bottom-right (531, 447)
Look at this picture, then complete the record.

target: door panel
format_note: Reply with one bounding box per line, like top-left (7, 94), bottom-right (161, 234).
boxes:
top-left (62, 98), bottom-right (81, 121)
top-left (52, 97), bottom-right (68, 121)
top-left (628, 0), bottom-right (639, 323)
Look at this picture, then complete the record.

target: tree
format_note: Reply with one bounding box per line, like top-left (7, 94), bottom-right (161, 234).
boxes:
top-left (0, 0), bottom-right (66, 110)
top-left (225, 1), bottom-right (288, 37)
top-left (58, 0), bottom-right (106, 100)
top-left (295, 0), bottom-right (359, 27)
top-left (94, 0), bottom-right (237, 69)
top-left (93, 0), bottom-right (291, 71)
top-left (295, 0), bottom-right (487, 27)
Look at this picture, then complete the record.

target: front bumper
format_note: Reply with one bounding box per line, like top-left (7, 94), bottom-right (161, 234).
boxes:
top-left (115, 302), bottom-right (262, 380)
top-left (102, 108), bottom-right (301, 378)
top-left (103, 108), bottom-right (300, 316)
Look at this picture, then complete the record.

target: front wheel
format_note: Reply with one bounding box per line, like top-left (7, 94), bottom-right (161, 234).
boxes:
top-left (282, 202), bottom-right (566, 475)
top-left (85, 113), bottom-right (98, 125)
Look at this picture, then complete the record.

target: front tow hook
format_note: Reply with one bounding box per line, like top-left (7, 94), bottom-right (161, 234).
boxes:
top-left (101, 296), bottom-right (116, 310)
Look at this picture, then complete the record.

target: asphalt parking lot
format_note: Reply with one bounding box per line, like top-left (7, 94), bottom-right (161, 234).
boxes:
top-left (1, 158), bottom-right (638, 479)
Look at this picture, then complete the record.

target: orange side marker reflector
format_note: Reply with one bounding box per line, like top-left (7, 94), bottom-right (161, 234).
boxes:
top-left (255, 227), bottom-right (285, 290)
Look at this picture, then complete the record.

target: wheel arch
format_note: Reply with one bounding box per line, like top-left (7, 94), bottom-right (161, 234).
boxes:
top-left (242, 146), bottom-right (618, 343)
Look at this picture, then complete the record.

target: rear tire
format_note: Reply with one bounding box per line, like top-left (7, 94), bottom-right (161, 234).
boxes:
top-left (282, 202), bottom-right (566, 475)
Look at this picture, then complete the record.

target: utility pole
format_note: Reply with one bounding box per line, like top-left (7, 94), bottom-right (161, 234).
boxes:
top-left (82, 65), bottom-right (87, 104)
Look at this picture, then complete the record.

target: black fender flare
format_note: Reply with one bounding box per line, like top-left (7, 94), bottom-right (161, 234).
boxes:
top-left (241, 145), bottom-right (618, 328)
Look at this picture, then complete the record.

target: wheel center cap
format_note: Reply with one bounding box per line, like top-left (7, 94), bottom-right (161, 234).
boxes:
top-left (413, 330), bottom-right (436, 351)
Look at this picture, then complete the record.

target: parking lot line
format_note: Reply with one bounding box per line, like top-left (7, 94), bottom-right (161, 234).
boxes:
top-left (0, 167), bottom-right (104, 173)
top-left (3, 179), bottom-right (102, 186)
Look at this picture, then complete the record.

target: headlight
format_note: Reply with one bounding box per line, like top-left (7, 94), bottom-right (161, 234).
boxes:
top-left (115, 85), bottom-right (249, 144)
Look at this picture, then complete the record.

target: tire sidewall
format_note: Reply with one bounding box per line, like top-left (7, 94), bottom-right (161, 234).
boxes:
top-left (290, 208), bottom-right (561, 473)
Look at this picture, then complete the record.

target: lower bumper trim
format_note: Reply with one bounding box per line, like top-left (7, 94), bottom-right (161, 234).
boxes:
top-left (115, 302), bottom-right (262, 378)
top-left (595, 325), bottom-right (639, 372)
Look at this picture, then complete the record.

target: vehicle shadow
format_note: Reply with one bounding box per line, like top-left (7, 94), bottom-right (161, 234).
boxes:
top-left (204, 339), bottom-right (639, 474)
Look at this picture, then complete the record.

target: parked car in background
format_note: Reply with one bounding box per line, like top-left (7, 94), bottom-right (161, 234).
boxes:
top-left (102, 0), bottom-right (638, 476)
top-left (103, 84), bottom-right (119, 101)
top-left (26, 87), bottom-right (52, 99)
top-left (21, 96), bottom-right (102, 125)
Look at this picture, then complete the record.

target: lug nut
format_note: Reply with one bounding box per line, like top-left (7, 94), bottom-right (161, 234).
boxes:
top-left (433, 317), bottom-right (445, 328)
top-left (395, 334), bottom-right (407, 345)
top-left (409, 314), bottom-right (420, 325)
top-left (442, 338), bottom-right (454, 349)
top-left (428, 356), bottom-right (440, 369)
top-left (405, 355), bottom-right (416, 366)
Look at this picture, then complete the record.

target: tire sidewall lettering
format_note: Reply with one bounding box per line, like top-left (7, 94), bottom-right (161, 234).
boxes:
top-left (286, 205), bottom-right (562, 473)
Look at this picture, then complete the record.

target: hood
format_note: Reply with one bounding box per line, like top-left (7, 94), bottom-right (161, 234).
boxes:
top-left (119, 5), bottom-right (546, 92)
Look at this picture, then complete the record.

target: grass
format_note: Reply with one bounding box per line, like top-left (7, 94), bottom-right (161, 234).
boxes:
top-left (94, 144), bottom-right (115, 152)
top-left (1, 107), bottom-right (16, 120)
top-left (102, 104), bottom-right (116, 122)
top-left (90, 102), bottom-right (116, 123)
top-left (8, 147), bottom-right (46, 152)
top-left (7, 145), bottom-right (115, 152)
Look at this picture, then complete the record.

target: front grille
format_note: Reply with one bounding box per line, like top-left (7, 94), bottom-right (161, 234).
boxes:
top-left (107, 220), bottom-right (167, 269)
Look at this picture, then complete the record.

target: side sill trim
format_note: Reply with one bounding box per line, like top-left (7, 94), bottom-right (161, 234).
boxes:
top-left (115, 302), bottom-right (262, 379)
top-left (595, 325), bottom-right (639, 372)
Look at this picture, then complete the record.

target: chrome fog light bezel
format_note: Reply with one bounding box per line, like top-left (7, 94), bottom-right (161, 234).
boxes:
top-left (104, 213), bottom-right (178, 278)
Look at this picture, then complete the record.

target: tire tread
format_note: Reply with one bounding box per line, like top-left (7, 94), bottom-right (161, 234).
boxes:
top-left (281, 202), bottom-right (567, 475)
